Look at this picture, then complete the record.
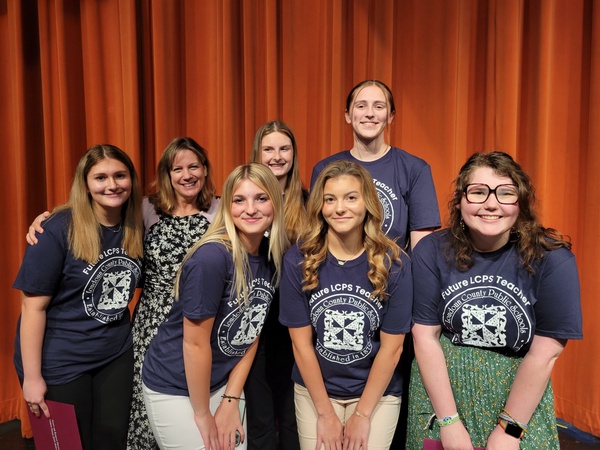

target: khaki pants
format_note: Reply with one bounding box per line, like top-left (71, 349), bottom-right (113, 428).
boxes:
top-left (143, 382), bottom-right (247, 450)
top-left (294, 383), bottom-right (401, 450)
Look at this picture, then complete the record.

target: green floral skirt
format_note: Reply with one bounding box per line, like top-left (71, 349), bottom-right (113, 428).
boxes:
top-left (406, 335), bottom-right (559, 449)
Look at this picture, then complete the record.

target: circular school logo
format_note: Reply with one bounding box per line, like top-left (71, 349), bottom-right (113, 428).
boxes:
top-left (443, 285), bottom-right (533, 351)
top-left (375, 186), bottom-right (394, 235)
top-left (311, 293), bottom-right (381, 365)
top-left (82, 256), bottom-right (141, 324)
top-left (217, 284), bottom-right (272, 357)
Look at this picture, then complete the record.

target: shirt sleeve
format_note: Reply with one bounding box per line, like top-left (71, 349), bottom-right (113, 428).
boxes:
top-left (279, 245), bottom-right (311, 327)
top-left (411, 235), bottom-right (443, 325)
top-left (13, 213), bottom-right (68, 295)
top-left (381, 252), bottom-right (413, 334)
top-left (180, 243), bottom-right (230, 320)
top-left (534, 248), bottom-right (583, 340)
top-left (407, 162), bottom-right (441, 232)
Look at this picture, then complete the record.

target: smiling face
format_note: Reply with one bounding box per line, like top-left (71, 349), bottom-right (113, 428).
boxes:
top-left (260, 131), bottom-right (293, 185)
top-left (170, 149), bottom-right (207, 204)
top-left (231, 179), bottom-right (274, 253)
top-left (86, 157), bottom-right (132, 224)
top-left (459, 167), bottom-right (520, 252)
top-left (322, 175), bottom-right (367, 240)
top-left (345, 85), bottom-right (394, 142)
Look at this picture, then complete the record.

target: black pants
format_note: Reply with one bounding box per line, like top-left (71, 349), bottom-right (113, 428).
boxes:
top-left (44, 347), bottom-right (134, 450)
top-left (245, 299), bottom-right (300, 450)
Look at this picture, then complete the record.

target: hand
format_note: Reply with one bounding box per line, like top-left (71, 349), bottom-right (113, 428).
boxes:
top-left (485, 424), bottom-right (520, 450)
top-left (439, 420), bottom-right (474, 450)
top-left (26, 211), bottom-right (50, 245)
top-left (215, 399), bottom-right (244, 449)
top-left (316, 411), bottom-right (343, 450)
top-left (343, 410), bottom-right (370, 449)
top-left (193, 410), bottom-right (220, 450)
top-left (22, 376), bottom-right (50, 418)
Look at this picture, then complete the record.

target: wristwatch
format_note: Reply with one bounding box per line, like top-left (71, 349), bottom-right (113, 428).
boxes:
top-left (498, 417), bottom-right (525, 439)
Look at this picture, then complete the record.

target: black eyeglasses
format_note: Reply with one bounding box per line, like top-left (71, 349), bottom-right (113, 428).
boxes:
top-left (464, 183), bottom-right (519, 205)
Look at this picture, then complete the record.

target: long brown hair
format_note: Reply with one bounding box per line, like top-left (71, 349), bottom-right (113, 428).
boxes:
top-left (448, 151), bottom-right (571, 272)
top-left (300, 160), bottom-right (401, 300)
top-left (55, 144), bottom-right (143, 263)
top-left (250, 120), bottom-right (307, 244)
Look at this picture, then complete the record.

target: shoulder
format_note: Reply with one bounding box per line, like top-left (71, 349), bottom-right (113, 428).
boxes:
top-left (202, 196), bottom-right (221, 223)
top-left (284, 243), bottom-right (304, 262)
top-left (413, 229), bottom-right (449, 254)
top-left (313, 151), bottom-right (353, 170)
top-left (389, 147), bottom-right (431, 169)
top-left (41, 209), bottom-right (71, 235)
top-left (196, 241), bottom-right (230, 260)
top-left (143, 197), bottom-right (161, 231)
top-left (538, 245), bottom-right (577, 273)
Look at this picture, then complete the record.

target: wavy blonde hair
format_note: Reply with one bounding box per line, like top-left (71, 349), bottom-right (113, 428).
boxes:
top-left (250, 120), bottom-right (307, 244)
top-left (55, 144), bottom-right (143, 263)
top-left (300, 160), bottom-right (401, 300)
top-left (174, 163), bottom-right (288, 304)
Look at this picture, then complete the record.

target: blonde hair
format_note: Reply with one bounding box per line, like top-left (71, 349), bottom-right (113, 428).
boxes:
top-left (174, 163), bottom-right (288, 305)
top-left (300, 160), bottom-right (401, 300)
top-left (250, 121), bottom-right (307, 244)
top-left (55, 144), bottom-right (143, 263)
top-left (148, 137), bottom-right (216, 214)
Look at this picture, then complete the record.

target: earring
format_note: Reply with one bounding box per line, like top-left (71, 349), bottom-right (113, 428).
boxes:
top-left (460, 217), bottom-right (466, 231)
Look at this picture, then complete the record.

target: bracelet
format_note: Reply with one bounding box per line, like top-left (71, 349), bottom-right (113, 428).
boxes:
top-left (436, 412), bottom-right (460, 427)
top-left (500, 408), bottom-right (528, 433)
top-left (354, 409), bottom-right (370, 420)
top-left (221, 394), bottom-right (245, 403)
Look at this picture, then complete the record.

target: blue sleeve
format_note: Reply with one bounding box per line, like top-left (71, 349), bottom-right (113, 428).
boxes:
top-left (13, 213), bottom-right (68, 295)
top-left (407, 163), bottom-right (441, 232)
top-left (534, 248), bottom-right (582, 340)
top-left (279, 245), bottom-right (311, 327)
top-left (411, 235), bottom-right (443, 325)
top-left (381, 252), bottom-right (413, 334)
top-left (310, 162), bottom-right (324, 190)
top-left (180, 243), bottom-right (230, 320)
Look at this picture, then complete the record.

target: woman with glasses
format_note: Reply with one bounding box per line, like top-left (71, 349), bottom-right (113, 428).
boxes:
top-left (406, 152), bottom-right (582, 450)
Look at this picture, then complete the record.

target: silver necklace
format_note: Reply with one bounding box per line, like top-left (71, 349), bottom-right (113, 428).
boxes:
top-left (333, 247), bottom-right (364, 266)
top-left (105, 223), bottom-right (122, 233)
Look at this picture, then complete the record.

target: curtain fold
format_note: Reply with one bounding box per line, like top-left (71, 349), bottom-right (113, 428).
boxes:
top-left (1, 0), bottom-right (598, 439)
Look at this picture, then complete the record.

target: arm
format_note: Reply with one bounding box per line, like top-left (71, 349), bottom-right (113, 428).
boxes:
top-left (20, 292), bottom-right (52, 418)
top-left (25, 211), bottom-right (51, 245)
top-left (214, 338), bottom-right (259, 449)
top-left (289, 326), bottom-right (343, 450)
top-left (343, 331), bottom-right (405, 450)
top-left (412, 323), bottom-right (473, 450)
top-left (410, 229), bottom-right (435, 251)
top-left (486, 335), bottom-right (566, 450)
top-left (183, 316), bottom-right (220, 450)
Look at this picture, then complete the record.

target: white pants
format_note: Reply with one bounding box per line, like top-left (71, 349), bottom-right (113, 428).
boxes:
top-left (294, 383), bottom-right (401, 450)
top-left (143, 382), bottom-right (247, 450)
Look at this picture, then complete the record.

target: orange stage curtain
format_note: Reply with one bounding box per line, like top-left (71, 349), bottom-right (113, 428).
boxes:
top-left (1, 0), bottom-right (598, 439)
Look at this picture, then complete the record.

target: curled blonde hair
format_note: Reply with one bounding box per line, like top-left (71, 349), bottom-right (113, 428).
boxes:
top-left (174, 163), bottom-right (288, 304)
top-left (300, 160), bottom-right (401, 300)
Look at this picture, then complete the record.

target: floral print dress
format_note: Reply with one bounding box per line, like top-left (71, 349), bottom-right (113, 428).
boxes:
top-left (127, 212), bottom-right (211, 450)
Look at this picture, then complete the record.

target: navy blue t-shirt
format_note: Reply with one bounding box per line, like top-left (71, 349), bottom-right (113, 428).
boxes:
top-left (412, 230), bottom-right (583, 353)
top-left (13, 210), bottom-right (142, 385)
top-left (310, 147), bottom-right (441, 248)
top-left (142, 242), bottom-right (275, 396)
top-left (279, 244), bottom-right (412, 399)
